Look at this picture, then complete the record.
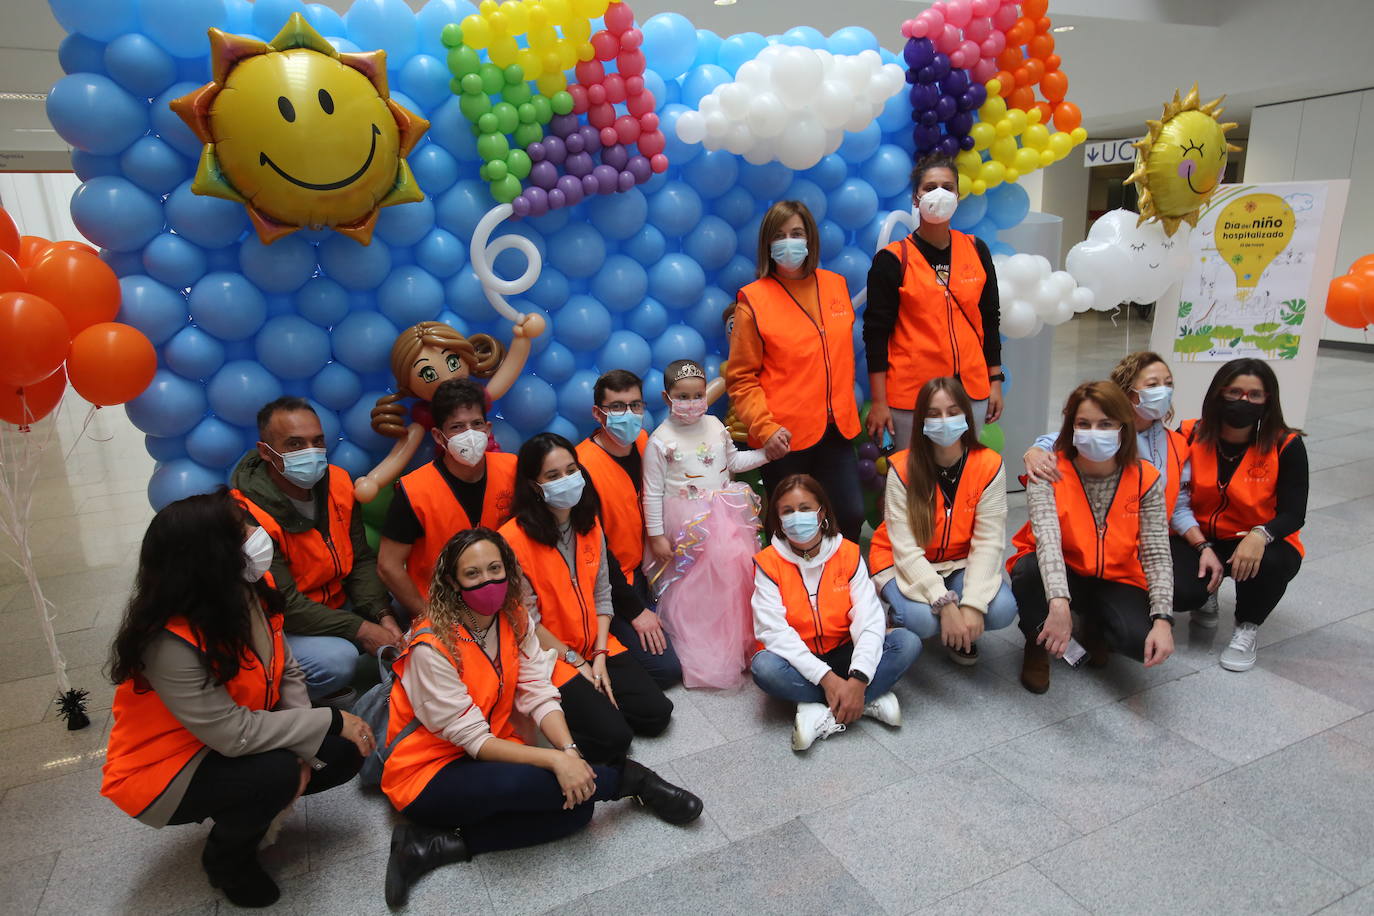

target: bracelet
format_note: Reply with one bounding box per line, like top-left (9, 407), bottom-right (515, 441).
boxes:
top-left (1194, 541), bottom-right (1214, 554)
top-left (587, 648), bottom-right (609, 660)
top-left (1250, 526), bottom-right (1274, 545)
top-left (561, 742), bottom-right (579, 752)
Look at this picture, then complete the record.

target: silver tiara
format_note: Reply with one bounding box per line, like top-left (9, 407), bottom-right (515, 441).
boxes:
top-left (670, 363), bottom-right (706, 382)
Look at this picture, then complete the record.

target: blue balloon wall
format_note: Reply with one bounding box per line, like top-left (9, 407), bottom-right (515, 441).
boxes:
top-left (46, 0), bottom-right (1024, 509)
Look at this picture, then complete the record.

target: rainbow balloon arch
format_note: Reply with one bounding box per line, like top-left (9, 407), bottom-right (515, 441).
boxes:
top-left (39, 0), bottom-right (1090, 511)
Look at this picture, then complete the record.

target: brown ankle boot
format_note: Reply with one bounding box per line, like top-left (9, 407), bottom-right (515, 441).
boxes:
top-left (1021, 641), bottom-right (1051, 694)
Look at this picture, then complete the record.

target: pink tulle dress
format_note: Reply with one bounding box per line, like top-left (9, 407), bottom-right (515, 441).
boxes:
top-left (642, 414), bottom-right (768, 689)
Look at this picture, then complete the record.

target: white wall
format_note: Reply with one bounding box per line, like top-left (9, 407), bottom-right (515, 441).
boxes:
top-left (1245, 88), bottom-right (1374, 345)
top-left (0, 171), bottom-right (81, 242)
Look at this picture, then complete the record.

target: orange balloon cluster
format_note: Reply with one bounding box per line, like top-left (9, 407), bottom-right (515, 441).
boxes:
top-left (1325, 254), bottom-right (1374, 329)
top-left (991, 0), bottom-right (1081, 133)
top-left (0, 207), bottom-right (155, 426)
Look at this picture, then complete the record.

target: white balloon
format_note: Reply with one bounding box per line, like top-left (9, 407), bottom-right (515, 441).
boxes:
top-left (843, 104), bottom-right (874, 133)
top-left (1030, 279), bottom-right (1061, 313)
top-left (1069, 286), bottom-right (1095, 312)
top-left (1083, 208), bottom-right (1183, 305)
top-left (675, 111), bottom-right (706, 145)
top-left (746, 92), bottom-right (788, 139)
top-left (775, 47), bottom-right (823, 104)
top-left (823, 127), bottom-right (845, 156)
top-left (723, 123), bottom-right (753, 156)
top-left (778, 113), bottom-right (826, 170)
top-left (703, 109), bottom-right (729, 139)
top-left (718, 82), bottom-right (749, 120)
top-left (1002, 299), bottom-right (1039, 338)
top-left (815, 80), bottom-right (850, 130)
top-left (1066, 239), bottom-right (1131, 310)
top-left (698, 94), bottom-right (721, 116)
top-left (1043, 299), bottom-right (1075, 326)
top-left (1002, 253), bottom-right (1042, 289)
top-left (1047, 270), bottom-right (1077, 302)
top-left (736, 60), bottom-right (771, 93)
top-left (743, 143), bottom-right (774, 166)
top-left (996, 278), bottom-right (1015, 303)
top-left (857, 49), bottom-right (883, 70)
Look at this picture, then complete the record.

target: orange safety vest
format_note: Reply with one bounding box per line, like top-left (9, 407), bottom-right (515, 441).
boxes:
top-left (233, 466), bottom-right (355, 609)
top-left (381, 615), bottom-right (522, 811)
top-left (1179, 419), bottom-right (1304, 555)
top-left (398, 453), bottom-right (517, 600)
top-left (576, 431), bottom-right (648, 580)
top-left (102, 589), bottom-right (286, 818)
top-left (869, 446), bottom-right (1003, 576)
top-left (1007, 455), bottom-right (1161, 589)
top-left (735, 269), bottom-right (861, 450)
top-left (753, 539), bottom-right (861, 656)
top-left (883, 231), bottom-right (989, 409)
top-left (499, 517), bottom-right (626, 686)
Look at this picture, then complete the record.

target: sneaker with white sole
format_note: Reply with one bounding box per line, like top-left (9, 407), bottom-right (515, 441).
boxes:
top-left (1220, 622), bottom-right (1259, 671)
top-left (1193, 593), bottom-right (1219, 628)
top-left (862, 692), bottom-right (901, 727)
top-left (791, 702), bottom-right (845, 751)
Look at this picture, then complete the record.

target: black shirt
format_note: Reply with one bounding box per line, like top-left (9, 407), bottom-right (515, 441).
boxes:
top-left (863, 232), bottom-right (1002, 375)
top-left (610, 446), bottom-right (643, 495)
top-left (381, 458), bottom-right (489, 544)
top-left (1215, 435), bottom-right (1308, 540)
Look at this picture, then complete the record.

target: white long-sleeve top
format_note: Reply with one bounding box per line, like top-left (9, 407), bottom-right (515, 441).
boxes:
top-left (399, 615), bottom-right (562, 759)
top-left (643, 413), bottom-right (768, 536)
top-left (872, 462), bottom-right (1008, 613)
top-left (751, 535), bottom-right (886, 685)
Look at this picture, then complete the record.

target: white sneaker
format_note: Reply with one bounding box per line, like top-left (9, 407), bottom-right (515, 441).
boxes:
top-left (792, 702), bottom-right (845, 751)
top-left (1193, 593), bottom-right (1219, 628)
top-left (862, 692), bottom-right (901, 727)
top-left (1220, 622), bottom-right (1259, 672)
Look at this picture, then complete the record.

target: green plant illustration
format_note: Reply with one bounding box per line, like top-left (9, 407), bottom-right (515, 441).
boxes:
top-left (1178, 300), bottom-right (1193, 319)
top-left (1253, 322), bottom-right (1280, 334)
top-left (1280, 298), bottom-right (1306, 326)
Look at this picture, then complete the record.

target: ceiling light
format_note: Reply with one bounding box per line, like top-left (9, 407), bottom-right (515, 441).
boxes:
top-left (714, 0), bottom-right (737, 6)
top-left (1052, 25), bottom-right (1075, 32)
top-left (0, 92), bottom-right (47, 101)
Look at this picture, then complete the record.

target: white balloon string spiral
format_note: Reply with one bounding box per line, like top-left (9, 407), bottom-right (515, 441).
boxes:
top-left (852, 208), bottom-right (918, 311)
top-left (470, 204), bottom-right (542, 324)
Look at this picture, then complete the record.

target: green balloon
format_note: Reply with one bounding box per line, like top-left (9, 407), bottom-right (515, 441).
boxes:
top-left (440, 23), bottom-right (463, 49)
top-left (479, 63), bottom-right (504, 96)
top-left (503, 81), bottom-right (532, 106)
top-left (450, 76), bottom-right (464, 96)
top-left (492, 101), bottom-right (519, 135)
top-left (979, 421), bottom-right (1005, 454)
top-left (506, 149), bottom-right (532, 179)
top-left (490, 174), bottom-right (522, 204)
top-left (460, 92), bottom-right (492, 122)
top-left (530, 95), bottom-right (553, 124)
top-left (477, 132), bottom-right (510, 162)
top-left (517, 102), bottom-right (537, 125)
top-left (512, 122), bottom-right (543, 149)
top-left (484, 159), bottom-right (509, 182)
top-left (503, 64), bottom-right (525, 85)
top-left (550, 90), bottom-right (574, 116)
top-left (360, 483), bottom-right (394, 531)
top-left (459, 72), bottom-right (484, 95)
top-left (477, 112), bottom-right (499, 135)
top-left (447, 45), bottom-right (480, 77)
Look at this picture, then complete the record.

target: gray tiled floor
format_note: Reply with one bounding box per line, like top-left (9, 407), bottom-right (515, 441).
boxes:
top-left (3, 314), bottom-right (1374, 914)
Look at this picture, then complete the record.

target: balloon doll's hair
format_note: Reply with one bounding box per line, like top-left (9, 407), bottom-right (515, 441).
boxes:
top-left (370, 321), bottom-right (505, 438)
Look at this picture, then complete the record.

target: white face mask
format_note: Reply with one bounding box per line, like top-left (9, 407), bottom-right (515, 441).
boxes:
top-left (443, 428), bottom-right (488, 466)
top-left (918, 187), bottom-right (958, 223)
top-left (241, 527), bottom-right (274, 583)
top-left (922, 415), bottom-right (968, 447)
top-left (1073, 428), bottom-right (1122, 463)
top-left (1133, 385), bottom-right (1173, 422)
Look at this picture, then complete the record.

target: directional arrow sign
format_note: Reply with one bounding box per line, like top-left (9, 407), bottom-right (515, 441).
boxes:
top-left (1082, 136), bottom-right (1144, 168)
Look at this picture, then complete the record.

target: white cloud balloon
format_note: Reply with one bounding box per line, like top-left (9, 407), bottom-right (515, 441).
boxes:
top-left (1065, 209), bottom-right (1191, 309)
top-left (673, 46), bottom-right (905, 171)
top-left (991, 253), bottom-right (1091, 337)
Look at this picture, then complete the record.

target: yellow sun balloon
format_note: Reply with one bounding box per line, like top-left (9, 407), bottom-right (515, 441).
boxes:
top-left (170, 14), bottom-right (430, 245)
top-left (1125, 84), bottom-right (1239, 237)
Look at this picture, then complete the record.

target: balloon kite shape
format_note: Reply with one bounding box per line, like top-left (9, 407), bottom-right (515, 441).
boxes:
top-left (170, 13), bottom-right (430, 245)
top-left (1125, 83), bottom-right (1239, 236)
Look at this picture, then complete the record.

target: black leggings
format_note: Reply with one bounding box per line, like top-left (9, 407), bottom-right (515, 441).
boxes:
top-left (169, 735), bottom-right (361, 876)
top-left (557, 652), bottom-right (672, 763)
top-left (1010, 554), bottom-right (1155, 662)
top-left (1173, 536), bottom-right (1302, 625)
top-left (404, 757), bottom-right (621, 855)
top-left (760, 424), bottom-right (864, 542)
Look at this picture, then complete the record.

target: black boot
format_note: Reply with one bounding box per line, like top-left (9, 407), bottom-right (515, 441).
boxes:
top-left (617, 759), bottom-right (703, 825)
top-left (202, 834), bottom-right (279, 908)
top-left (384, 822), bottom-right (470, 909)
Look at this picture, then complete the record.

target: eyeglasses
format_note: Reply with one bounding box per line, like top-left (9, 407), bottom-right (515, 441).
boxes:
top-left (599, 400), bottom-right (644, 415)
top-left (1220, 387), bottom-right (1267, 404)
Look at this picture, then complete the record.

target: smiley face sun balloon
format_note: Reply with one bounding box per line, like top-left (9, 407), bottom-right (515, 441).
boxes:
top-left (1125, 84), bottom-right (1240, 237)
top-left (170, 14), bottom-right (430, 245)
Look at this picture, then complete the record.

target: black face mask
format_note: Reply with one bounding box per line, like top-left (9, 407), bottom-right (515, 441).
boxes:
top-left (1220, 398), bottom-right (1264, 429)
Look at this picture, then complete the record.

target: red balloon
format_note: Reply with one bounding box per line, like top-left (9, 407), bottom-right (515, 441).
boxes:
top-left (0, 208), bottom-right (18, 259)
top-left (1326, 275), bottom-right (1370, 328)
top-left (23, 248), bottom-right (121, 336)
top-left (637, 129), bottom-right (666, 158)
top-left (604, 0), bottom-right (635, 33)
top-left (66, 321), bottom-right (158, 406)
top-left (17, 235), bottom-right (50, 267)
top-left (0, 366), bottom-right (66, 427)
top-left (0, 292), bottom-right (71, 387)
top-left (616, 49), bottom-right (646, 78)
top-left (0, 251), bottom-right (23, 293)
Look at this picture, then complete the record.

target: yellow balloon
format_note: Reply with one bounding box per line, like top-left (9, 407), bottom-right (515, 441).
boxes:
top-left (979, 160), bottom-right (1006, 188)
top-left (573, 0), bottom-right (609, 17)
top-left (979, 97), bottom-right (1008, 124)
top-left (1005, 108), bottom-right (1028, 136)
top-left (1005, 167), bottom-right (1019, 182)
top-left (1026, 106), bottom-right (1042, 124)
top-left (556, 40), bottom-right (578, 69)
top-left (488, 36), bottom-right (519, 67)
top-left (955, 149), bottom-right (982, 174)
top-left (994, 119), bottom-right (1012, 138)
top-left (1013, 147), bottom-right (1040, 174)
top-left (486, 9), bottom-right (509, 37)
top-left (564, 17), bottom-right (591, 43)
top-left (1023, 123), bottom-right (1049, 151)
top-left (544, 0), bottom-right (572, 25)
top-left (542, 49), bottom-right (562, 74)
top-left (528, 25), bottom-right (557, 51)
top-left (985, 78), bottom-right (1002, 96)
top-left (1215, 193), bottom-right (1295, 295)
top-left (479, 0), bottom-right (498, 14)
top-left (1070, 127), bottom-right (1088, 144)
top-left (969, 122), bottom-right (996, 151)
top-left (527, 3), bottom-right (549, 29)
top-left (461, 13), bottom-right (490, 49)
top-left (502, 1), bottom-right (529, 35)
top-left (958, 173), bottom-right (972, 197)
top-left (516, 47), bottom-right (541, 79)
top-left (990, 136), bottom-right (1017, 166)
top-left (971, 179), bottom-right (987, 195)
top-left (875, 456), bottom-right (889, 475)
top-left (577, 41), bottom-right (595, 62)
top-left (1047, 132), bottom-right (1072, 156)
top-left (536, 71), bottom-right (567, 95)
top-left (1039, 150), bottom-right (1055, 167)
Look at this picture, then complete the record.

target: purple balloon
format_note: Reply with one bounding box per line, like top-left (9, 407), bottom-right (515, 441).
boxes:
top-left (909, 83), bottom-right (939, 109)
top-left (941, 69), bottom-right (971, 97)
top-left (857, 441), bottom-right (879, 461)
top-left (913, 124), bottom-right (941, 152)
top-left (565, 132), bottom-right (585, 154)
top-left (527, 141), bottom-right (546, 163)
top-left (903, 37), bottom-right (934, 70)
top-left (959, 134), bottom-right (976, 151)
top-left (543, 136), bottom-right (567, 165)
top-left (919, 109), bottom-right (939, 127)
top-left (857, 458), bottom-right (876, 481)
top-left (578, 125), bottom-right (601, 152)
top-left (511, 195), bottom-right (531, 218)
top-left (934, 94), bottom-right (958, 122)
top-left (916, 65), bottom-right (936, 84)
top-left (547, 187), bottom-right (566, 210)
top-left (930, 53), bottom-right (951, 81)
top-left (618, 170), bottom-right (637, 192)
top-left (602, 143), bottom-right (628, 171)
top-left (627, 155), bottom-right (652, 184)
top-left (530, 160), bottom-right (558, 189)
top-left (949, 111), bottom-right (974, 137)
top-left (566, 150), bottom-right (594, 177)
top-left (550, 113), bottom-right (579, 137)
top-left (961, 83), bottom-right (987, 111)
top-left (937, 136), bottom-right (960, 157)
top-left (524, 186), bottom-right (549, 216)
top-left (593, 164), bottom-right (619, 195)
top-left (905, 68), bottom-right (918, 85)
top-left (556, 174), bottom-right (584, 206)
top-left (581, 173), bottom-right (598, 196)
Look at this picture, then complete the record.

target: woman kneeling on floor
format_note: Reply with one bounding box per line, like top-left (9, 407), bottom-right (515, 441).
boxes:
top-left (750, 474), bottom-right (920, 751)
top-left (381, 528), bottom-right (702, 907)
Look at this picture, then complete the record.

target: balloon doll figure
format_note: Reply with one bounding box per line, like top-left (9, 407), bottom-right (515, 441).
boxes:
top-left (353, 316), bottom-right (544, 502)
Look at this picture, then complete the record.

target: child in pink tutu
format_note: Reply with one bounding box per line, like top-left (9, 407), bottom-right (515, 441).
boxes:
top-left (644, 359), bottom-right (770, 689)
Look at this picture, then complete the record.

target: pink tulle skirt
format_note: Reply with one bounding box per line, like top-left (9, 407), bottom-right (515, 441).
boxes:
top-left (646, 482), bottom-right (761, 690)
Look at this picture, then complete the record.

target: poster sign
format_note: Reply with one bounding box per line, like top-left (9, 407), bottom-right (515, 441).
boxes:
top-left (1081, 136), bottom-right (1143, 168)
top-left (1172, 182), bottom-right (1327, 361)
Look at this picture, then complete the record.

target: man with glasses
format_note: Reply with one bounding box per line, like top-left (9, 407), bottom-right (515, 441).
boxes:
top-left (576, 369), bottom-right (682, 688)
top-left (378, 379), bottom-right (518, 621)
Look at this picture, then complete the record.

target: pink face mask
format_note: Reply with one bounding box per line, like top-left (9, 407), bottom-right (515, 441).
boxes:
top-left (461, 578), bottom-right (508, 616)
top-left (670, 398), bottom-right (707, 422)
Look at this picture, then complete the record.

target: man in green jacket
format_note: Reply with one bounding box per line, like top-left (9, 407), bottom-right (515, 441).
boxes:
top-left (231, 397), bottom-right (402, 702)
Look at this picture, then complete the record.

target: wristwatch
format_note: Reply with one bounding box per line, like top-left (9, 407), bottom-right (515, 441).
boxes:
top-left (1194, 540), bottom-right (1214, 554)
top-left (848, 669), bottom-right (870, 684)
top-left (562, 648), bottom-right (584, 667)
top-left (989, 372), bottom-right (1006, 383)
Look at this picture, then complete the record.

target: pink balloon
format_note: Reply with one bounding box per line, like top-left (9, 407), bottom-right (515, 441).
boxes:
top-left (638, 130), bottom-right (666, 158)
top-left (590, 31), bottom-right (619, 62)
top-left (981, 32), bottom-right (1006, 56)
top-left (971, 0), bottom-right (997, 15)
top-left (640, 112), bottom-right (660, 132)
top-left (600, 126), bottom-right (618, 148)
top-left (627, 91), bottom-right (654, 117)
top-left (966, 16), bottom-right (992, 41)
top-left (972, 58), bottom-right (998, 83)
top-left (575, 60), bottom-right (604, 85)
top-left (614, 114), bottom-right (641, 144)
top-left (625, 75), bottom-right (644, 96)
top-left (650, 154), bottom-right (668, 174)
top-left (616, 49), bottom-right (646, 77)
top-left (901, 19), bottom-right (918, 39)
top-left (567, 83), bottom-right (589, 114)
top-left (937, 24), bottom-right (961, 53)
top-left (620, 28), bottom-right (643, 50)
top-left (944, 0), bottom-right (972, 28)
top-left (956, 39), bottom-right (980, 64)
top-left (909, 19), bottom-right (929, 38)
top-left (992, 2), bottom-right (1018, 30)
top-left (588, 102), bottom-right (616, 129)
top-left (603, 73), bottom-right (627, 103)
top-left (925, 8), bottom-right (946, 33)
top-left (587, 83), bottom-right (607, 105)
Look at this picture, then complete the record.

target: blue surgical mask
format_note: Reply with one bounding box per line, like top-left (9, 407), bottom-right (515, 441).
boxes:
top-left (770, 238), bottom-right (808, 271)
top-left (603, 410), bottom-right (643, 446)
top-left (922, 415), bottom-right (969, 447)
top-left (1073, 428), bottom-right (1122, 462)
top-left (541, 470), bottom-right (586, 509)
top-left (781, 510), bottom-right (821, 544)
top-left (1133, 385), bottom-right (1172, 422)
top-left (272, 446), bottom-right (328, 489)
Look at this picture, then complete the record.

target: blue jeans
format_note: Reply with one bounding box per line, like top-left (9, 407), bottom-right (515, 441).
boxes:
top-left (609, 614), bottom-right (683, 690)
top-left (760, 424), bottom-right (864, 542)
top-left (882, 569), bottom-right (1019, 639)
top-left (749, 630), bottom-right (920, 704)
top-left (285, 634), bottom-right (361, 700)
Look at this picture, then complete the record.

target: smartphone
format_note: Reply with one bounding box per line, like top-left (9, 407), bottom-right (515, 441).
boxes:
top-left (880, 428), bottom-right (895, 454)
top-left (1035, 623), bottom-right (1088, 669)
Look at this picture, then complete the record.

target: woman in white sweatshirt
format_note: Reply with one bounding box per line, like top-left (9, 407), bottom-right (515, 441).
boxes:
top-left (749, 474), bottom-right (920, 751)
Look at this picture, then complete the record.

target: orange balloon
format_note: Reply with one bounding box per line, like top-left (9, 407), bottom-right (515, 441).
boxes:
top-left (997, 48), bottom-right (1023, 71)
top-left (24, 249), bottom-right (120, 336)
top-left (0, 208), bottom-right (18, 259)
top-left (0, 251), bottom-right (23, 293)
top-left (1006, 19), bottom-right (1033, 47)
top-left (1326, 275), bottom-right (1370, 328)
top-left (1041, 70), bottom-right (1069, 103)
top-left (1043, 53), bottom-right (1062, 73)
top-left (1028, 35), bottom-right (1055, 60)
top-left (66, 322), bottom-right (157, 406)
top-left (1034, 101), bottom-right (1055, 125)
top-left (1022, 0), bottom-right (1049, 17)
top-left (1349, 254), bottom-right (1374, 285)
top-left (17, 235), bottom-right (50, 267)
top-left (1009, 86), bottom-right (1037, 112)
top-left (1023, 59), bottom-right (1045, 84)
top-left (0, 366), bottom-right (66, 427)
top-left (1053, 102), bottom-right (1082, 132)
top-left (45, 240), bottom-right (101, 258)
top-left (995, 72), bottom-right (1015, 97)
top-left (1036, 17), bottom-right (1053, 34)
top-left (0, 292), bottom-right (71, 387)
top-left (1013, 66), bottom-right (1031, 87)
